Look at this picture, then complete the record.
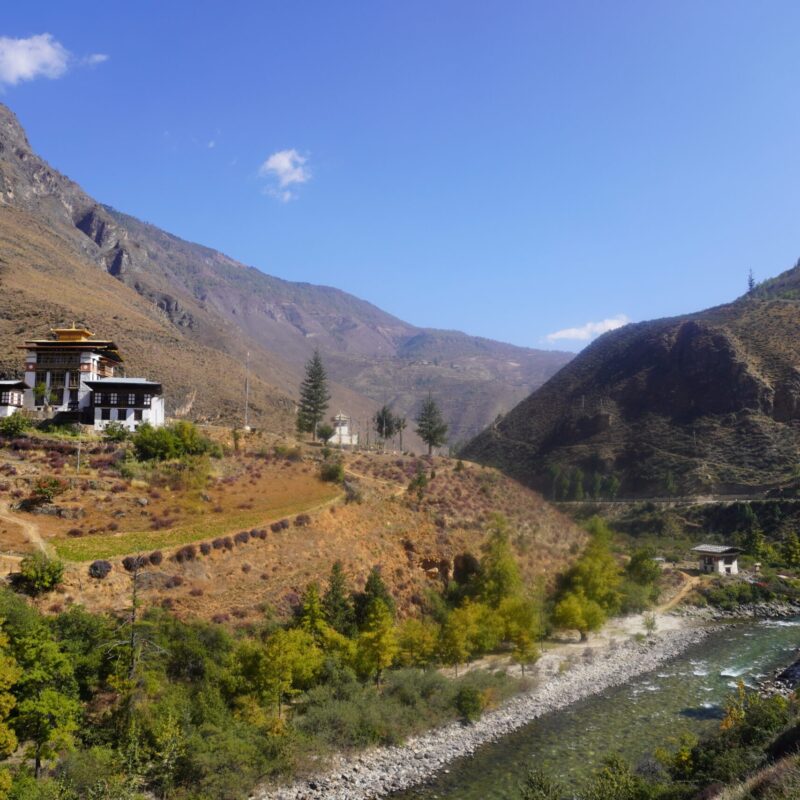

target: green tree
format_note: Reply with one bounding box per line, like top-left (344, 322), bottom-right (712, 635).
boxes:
top-left (602, 474), bottom-right (620, 499)
top-left (373, 405), bottom-right (399, 443)
top-left (354, 567), bottom-right (395, 628)
top-left (396, 417), bottom-right (407, 451)
top-left (299, 583), bottom-right (327, 641)
top-left (478, 515), bottom-right (522, 608)
top-left (17, 554), bottom-right (64, 596)
top-left (584, 754), bottom-right (649, 800)
top-left (625, 547), bottom-right (661, 586)
top-left (16, 687), bottom-right (80, 778)
top-left (414, 394), bottom-right (448, 455)
top-left (316, 422), bottom-right (335, 444)
top-left (322, 562), bottom-right (356, 637)
top-left (395, 618), bottom-right (440, 668)
top-left (782, 531), bottom-right (800, 567)
top-left (569, 468), bottom-right (585, 501)
top-left (0, 626), bottom-right (20, 764)
top-left (296, 350), bottom-right (331, 441)
top-left (438, 612), bottom-right (470, 676)
top-left (518, 768), bottom-right (565, 800)
top-left (745, 527), bottom-right (767, 559)
top-left (499, 596), bottom-right (540, 675)
top-left (356, 600), bottom-right (398, 685)
top-left (0, 413), bottom-right (29, 437)
top-left (553, 590), bottom-right (605, 641)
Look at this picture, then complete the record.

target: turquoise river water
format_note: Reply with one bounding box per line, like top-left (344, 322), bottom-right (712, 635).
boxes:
top-left (392, 619), bottom-right (800, 800)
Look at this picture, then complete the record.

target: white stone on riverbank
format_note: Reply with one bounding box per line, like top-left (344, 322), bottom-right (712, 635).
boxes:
top-left (254, 626), bottom-right (710, 800)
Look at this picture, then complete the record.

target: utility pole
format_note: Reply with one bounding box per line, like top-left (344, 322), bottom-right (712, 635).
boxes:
top-left (243, 351), bottom-right (251, 431)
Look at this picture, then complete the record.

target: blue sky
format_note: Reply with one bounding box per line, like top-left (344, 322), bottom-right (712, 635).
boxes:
top-left (2, 2), bottom-right (800, 351)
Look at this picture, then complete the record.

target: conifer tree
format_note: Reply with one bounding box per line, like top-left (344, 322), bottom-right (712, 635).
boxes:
top-left (783, 531), bottom-right (800, 567)
top-left (353, 567), bottom-right (396, 628)
top-left (296, 350), bottom-right (331, 440)
top-left (373, 405), bottom-right (398, 443)
top-left (322, 561), bottom-right (356, 637)
top-left (414, 394), bottom-right (448, 455)
top-left (356, 600), bottom-right (398, 685)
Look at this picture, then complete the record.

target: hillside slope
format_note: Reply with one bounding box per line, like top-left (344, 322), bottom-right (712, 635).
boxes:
top-left (0, 103), bottom-right (570, 441)
top-left (463, 264), bottom-right (800, 497)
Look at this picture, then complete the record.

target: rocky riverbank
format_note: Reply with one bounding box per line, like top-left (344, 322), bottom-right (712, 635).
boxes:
top-left (673, 600), bottom-right (800, 621)
top-left (255, 625), bottom-right (711, 800)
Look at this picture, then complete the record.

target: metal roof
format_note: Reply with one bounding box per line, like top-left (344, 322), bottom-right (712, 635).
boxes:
top-left (85, 378), bottom-right (161, 386)
top-left (0, 380), bottom-right (29, 389)
top-left (691, 544), bottom-right (743, 555)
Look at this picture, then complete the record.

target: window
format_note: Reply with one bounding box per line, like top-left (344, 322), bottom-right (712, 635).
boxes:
top-left (143, 394), bottom-right (152, 408)
top-left (0, 393), bottom-right (9, 405)
top-left (101, 408), bottom-right (111, 421)
top-left (134, 409), bottom-right (143, 421)
top-left (116, 409), bottom-right (128, 421)
top-left (109, 393), bottom-right (118, 405)
top-left (128, 393), bottom-right (136, 406)
top-left (94, 393), bottom-right (104, 406)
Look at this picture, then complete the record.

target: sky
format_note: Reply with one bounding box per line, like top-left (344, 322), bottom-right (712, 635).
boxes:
top-left (2, 2), bottom-right (800, 352)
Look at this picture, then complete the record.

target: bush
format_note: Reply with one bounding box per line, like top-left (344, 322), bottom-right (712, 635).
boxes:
top-left (175, 544), bottom-right (197, 563)
top-left (0, 412), bottom-right (30, 437)
top-left (199, 542), bottom-right (212, 556)
top-left (121, 555), bottom-right (148, 573)
top-left (455, 686), bottom-right (484, 723)
top-left (29, 476), bottom-right (68, 505)
top-left (294, 514), bottom-right (311, 527)
top-left (212, 538), bottom-right (224, 550)
top-left (102, 421), bottom-right (128, 442)
top-left (17, 553), bottom-right (65, 594)
top-left (234, 530), bottom-right (250, 544)
top-left (132, 421), bottom-right (221, 462)
top-left (148, 550), bottom-right (163, 566)
top-left (320, 460), bottom-right (345, 483)
top-left (88, 560), bottom-right (112, 579)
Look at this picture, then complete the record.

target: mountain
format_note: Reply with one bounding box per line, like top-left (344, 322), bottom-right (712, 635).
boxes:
top-left (463, 265), bottom-right (800, 497)
top-left (0, 103), bottom-right (570, 442)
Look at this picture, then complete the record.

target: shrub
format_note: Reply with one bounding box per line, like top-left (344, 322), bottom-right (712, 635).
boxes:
top-left (212, 538), bottom-right (224, 550)
top-left (122, 555), bottom-right (148, 573)
top-left (132, 421), bottom-right (222, 461)
top-left (234, 530), bottom-right (250, 545)
top-left (30, 476), bottom-right (68, 505)
top-left (270, 522), bottom-right (282, 533)
top-left (88, 560), bottom-right (112, 579)
top-left (294, 514), bottom-right (311, 527)
top-left (67, 528), bottom-right (84, 538)
top-left (18, 553), bottom-right (65, 594)
top-left (164, 575), bottom-right (184, 589)
top-left (242, 563), bottom-right (252, 573)
top-left (175, 544), bottom-right (197, 563)
top-left (102, 421), bottom-right (128, 442)
top-left (222, 537), bottom-right (234, 550)
top-left (0, 412), bottom-right (30, 437)
top-left (455, 686), bottom-right (484, 723)
top-left (199, 542), bottom-right (212, 556)
top-left (320, 460), bottom-right (345, 483)
top-left (148, 550), bottom-right (163, 566)
top-left (251, 529), bottom-right (267, 540)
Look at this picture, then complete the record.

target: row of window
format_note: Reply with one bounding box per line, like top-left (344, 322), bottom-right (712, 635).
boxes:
top-left (100, 408), bottom-right (144, 422)
top-left (94, 392), bottom-right (152, 407)
top-left (0, 392), bottom-right (23, 406)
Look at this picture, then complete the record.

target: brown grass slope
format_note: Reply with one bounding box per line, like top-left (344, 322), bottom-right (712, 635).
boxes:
top-left (0, 102), bottom-right (570, 441)
top-left (463, 263), bottom-right (800, 497)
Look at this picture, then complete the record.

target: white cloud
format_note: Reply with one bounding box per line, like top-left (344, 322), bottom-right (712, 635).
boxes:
top-left (0, 33), bottom-right (70, 86)
top-left (546, 314), bottom-right (630, 342)
top-left (207, 140), bottom-right (216, 149)
top-left (258, 148), bottom-right (310, 201)
top-left (84, 53), bottom-right (109, 66)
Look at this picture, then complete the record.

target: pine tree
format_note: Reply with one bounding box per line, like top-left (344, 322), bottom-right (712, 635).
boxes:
top-left (373, 405), bottom-right (398, 443)
top-left (296, 350), bottom-right (331, 440)
top-left (353, 567), bottom-right (395, 628)
top-left (414, 394), bottom-right (448, 455)
top-left (748, 269), bottom-right (756, 293)
top-left (783, 532), bottom-right (800, 567)
top-left (356, 600), bottom-right (398, 685)
top-left (322, 561), bottom-right (356, 636)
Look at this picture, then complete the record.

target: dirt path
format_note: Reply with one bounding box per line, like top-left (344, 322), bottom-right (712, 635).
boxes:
top-left (657, 570), bottom-right (703, 614)
top-left (0, 501), bottom-right (49, 556)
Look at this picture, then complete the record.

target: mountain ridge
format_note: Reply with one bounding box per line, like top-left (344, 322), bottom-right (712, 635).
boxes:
top-left (462, 266), bottom-right (800, 496)
top-left (0, 102), bottom-right (571, 441)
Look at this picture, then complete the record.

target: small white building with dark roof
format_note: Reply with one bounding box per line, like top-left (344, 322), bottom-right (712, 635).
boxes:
top-left (0, 380), bottom-right (28, 418)
top-left (692, 544), bottom-right (743, 576)
top-left (84, 378), bottom-right (164, 432)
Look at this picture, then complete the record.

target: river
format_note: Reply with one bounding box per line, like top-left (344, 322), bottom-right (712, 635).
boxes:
top-left (391, 618), bottom-right (800, 800)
